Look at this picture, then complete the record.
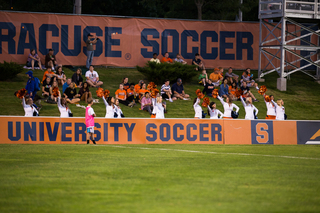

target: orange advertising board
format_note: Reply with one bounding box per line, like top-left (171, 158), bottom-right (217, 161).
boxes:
top-left (0, 11), bottom-right (290, 69)
top-left (0, 116), bottom-right (302, 145)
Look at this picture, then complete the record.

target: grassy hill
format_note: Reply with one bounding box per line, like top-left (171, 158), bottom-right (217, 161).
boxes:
top-left (1, 66), bottom-right (320, 120)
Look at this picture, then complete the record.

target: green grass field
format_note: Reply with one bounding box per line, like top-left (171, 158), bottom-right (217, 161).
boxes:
top-left (1, 67), bottom-right (320, 212)
top-left (1, 66), bottom-right (320, 119)
top-left (0, 144), bottom-right (319, 212)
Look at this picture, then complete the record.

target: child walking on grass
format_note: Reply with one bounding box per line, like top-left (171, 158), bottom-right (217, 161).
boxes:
top-left (85, 98), bottom-right (96, 144)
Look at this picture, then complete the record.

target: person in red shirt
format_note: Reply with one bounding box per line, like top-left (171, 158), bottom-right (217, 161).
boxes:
top-left (161, 52), bottom-right (173, 63)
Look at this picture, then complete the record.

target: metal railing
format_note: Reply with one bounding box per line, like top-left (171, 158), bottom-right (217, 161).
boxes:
top-left (259, 0), bottom-right (320, 19)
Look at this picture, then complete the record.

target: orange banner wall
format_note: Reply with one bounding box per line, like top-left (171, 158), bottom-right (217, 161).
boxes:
top-left (0, 11), bottom-right (275, 69)
top-left (0, 116), bottom-right (301, 145)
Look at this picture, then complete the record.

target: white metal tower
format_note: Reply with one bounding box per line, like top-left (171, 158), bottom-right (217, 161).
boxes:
top-left (258, 0), bottom-right (320, 91)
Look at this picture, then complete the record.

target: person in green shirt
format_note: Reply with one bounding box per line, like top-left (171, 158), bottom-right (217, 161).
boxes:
top-left (198, 69), bottom-right (208, 86)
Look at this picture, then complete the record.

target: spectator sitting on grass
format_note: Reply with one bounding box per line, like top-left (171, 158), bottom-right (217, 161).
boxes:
top-left (161, 79), bottom-right (175, 102)
top-left (174, 53), bottom-right (187, 64)
top-left (85, 65), bottom-right (103, 88)
top-left (161, 52), bottom-right (173, 63)
top-left (240, 81), bottom-right (259, 102)
top-left (192, 53), bottom-right (205, 71)
top-left (138, 83), bottom-right (149, 101)
top-left (26, 49), bottom-right (43, 70)
top-left (225, 67), bottom-right (239, 83)
top-left (243, 68), bottom-right (254, 78)
top-left (115, 84), bottom-right (130, 106)
top-left (72, 68), bottom-right (83, 88)
top-left (42, 77), bottom-right (51, 98)
top-left (55, 66), bottom-right (66, 86)
top-left (41, 67), bottom-right (56, 84)
top-left (202, 79), bottom-right (215, 97)
top-left (150, 53), bottom-right (161, 64)
top-left (229, 81), bottom-right (239, 101)
top-left (141, 91), bottom-right (153, 115)
top-left (121, 77), bottom-right (130, 90)
top-left (241, 70), bottom-right (258, 89)
top-left (63, 82), bottom-right (80, 104)
top-left (126, 83), bottom-right (136, 107)
top-left (45, 49), bottom-right (57, 70)
top-left (219, 67), bottom-right (224, 77)
top-left (78, 82), bottom-right (92, 104)
top-left (63, 78), bottom-right (72, 93)
top-left (209, 68), bottom-right (223, 87)
top-left (48, 80), bottom-right (58, 104)
top-left (198, 69), bottom-right (208, 86)
top-left (171, 78), bottom-right (190, 100)
top-left (219, 78), bottom-right (229, 98)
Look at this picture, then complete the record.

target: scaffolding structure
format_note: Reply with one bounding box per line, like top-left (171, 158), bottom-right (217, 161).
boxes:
top-left (258, 0), bottom-right (320, 91)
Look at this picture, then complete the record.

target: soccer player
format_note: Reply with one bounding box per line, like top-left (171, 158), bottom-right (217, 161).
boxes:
top-left (85, 98), bottom-right (96, 144)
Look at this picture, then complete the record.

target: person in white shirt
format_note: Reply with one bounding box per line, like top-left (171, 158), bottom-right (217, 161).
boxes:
top-left (207, 102), bottom-right (223, 119)
top-left (154, 96), bottom-right (166, 118)
top-left (193, 97), bottom-right (202, 119)
top-left (57, 91), bottom-right (72, 117)
top-left (22, 96), bottom-right (38, 117)
top-left (85, 65), bottom-right (103, 87)
top-left (114, 98), bottom-right (124, 118)
top-left (150, 53), bottom-right (161, 64)
top-left (273, 99), bottom-right (285, 120)
top-left (161, 79), bottom-right (176, 102)
top-left (264, 94), bottom-right (276, 119)
top-left (102, 96), bottom-right (115, 118)
top-left (217, 95), bottom-right (239, 119)
top-left (240, 96), bottom-right (258, 120)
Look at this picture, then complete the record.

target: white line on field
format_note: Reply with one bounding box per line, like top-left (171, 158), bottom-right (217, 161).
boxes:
top-left (103, 145), bottom-right (320, 161)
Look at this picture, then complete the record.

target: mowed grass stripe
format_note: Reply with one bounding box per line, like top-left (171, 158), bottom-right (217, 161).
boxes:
top-left (105, 145), bottom-right (320, 160)
top-left (0, 144), bottom-right (319, 212)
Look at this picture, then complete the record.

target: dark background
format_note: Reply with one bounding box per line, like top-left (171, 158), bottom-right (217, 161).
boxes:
top-left (0, 0), bottom-right (259, 22)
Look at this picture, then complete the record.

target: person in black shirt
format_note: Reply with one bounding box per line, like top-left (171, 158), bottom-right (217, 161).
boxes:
top-left (202, 79), bottom-right (215, 97)
top-left (240, 81), bottom-right (259, 102)
top-left (64, 82), bottom-right (80, 104)
top-left (42, 76), bottom-right (52, 98)
top-left (192, 53), bottom-right (205, 71)
top-left (72, 68), bottom-right (83, 88)
top-left (78, 82), bottom-right (92, 103)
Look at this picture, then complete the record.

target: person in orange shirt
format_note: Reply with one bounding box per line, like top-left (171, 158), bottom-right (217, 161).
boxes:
top-left (41, 67), bottom-right (57, 84)
top-left (161, 52), bottom-right (173, 63)
top-left (138, 83), bottom-right (149, 101)
top-left (115, 84), bottom-right (130, 106)
top-left (229, 81), bottom-right (239, 101)
top-left (209, 68), bottom-right (223, 86)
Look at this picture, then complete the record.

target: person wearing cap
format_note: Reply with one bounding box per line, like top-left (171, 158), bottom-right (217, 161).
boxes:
top-left (209, 68), bottom-right (223, 87)
top-left (171, 78), bottom-right (190, 100)
top-left (45, 49), bottom-right (57, 71)
top-left (25, 70), bottom-right (36, 100)
top-left (86, 33), bottom-right (98, 69)
top-left (192, 53), bottom-right (205, 71)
